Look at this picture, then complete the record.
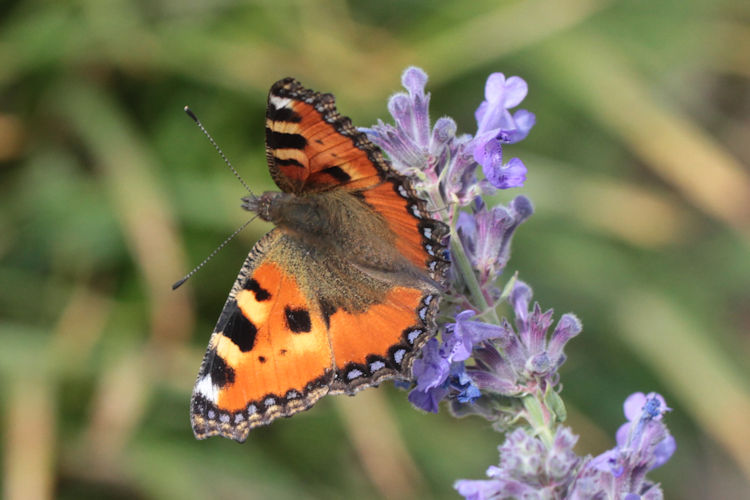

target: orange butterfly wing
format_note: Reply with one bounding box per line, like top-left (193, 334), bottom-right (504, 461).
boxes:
top-left (265, 77), bottom-right (385, 193)
top-left (192, 231), bottom-right (334, 440)
top-left (191, 78), bottom-right (448, 442)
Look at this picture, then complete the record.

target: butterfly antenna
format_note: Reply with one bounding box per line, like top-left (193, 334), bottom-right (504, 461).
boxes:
top-left (172, 215), bottom-right (258, 290)
top-left (184, 106), bottom-right (255, 196)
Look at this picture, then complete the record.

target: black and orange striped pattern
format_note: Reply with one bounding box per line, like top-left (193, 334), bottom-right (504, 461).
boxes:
top-left (265, 78), bottom-right (387, 193)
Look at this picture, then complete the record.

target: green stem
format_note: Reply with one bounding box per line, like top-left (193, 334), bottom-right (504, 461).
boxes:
top-left (448, 207), bottom-right (501, 323)
top-left (422, 185), bottom-right (499, 324)
top-left (522, 394), bottom-right (554, 447)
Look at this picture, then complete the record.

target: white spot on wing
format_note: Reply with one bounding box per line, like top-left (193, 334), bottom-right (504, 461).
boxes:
top-left (195, 376), bottom-right (218, 403)
top-left (220, 413), bottom-right (230, 423)
top-left (370, 360), bottom-right (386, 371)
top-left (234, 413), bottom-right (245, 423)
top-left (408, 329), bottom-right (423, 344)
top-left (418, 307), bottom-right (427, 321)
top-left (423, 227), bottom-right (432, 238)
top-left (264, 397), bottom-right (276, 407)
top-left (247, 404), bottom-right (257, 415)
top-left (269, 95), bottom-right (292, 109)
top-left (347, 369), bottom-right (363, 380)
top-left (394, 349), bottom-right (406, 364)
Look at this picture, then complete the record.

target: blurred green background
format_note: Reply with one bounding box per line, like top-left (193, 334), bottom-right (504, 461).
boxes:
top-left (2, 0), bottom-right (749, 498)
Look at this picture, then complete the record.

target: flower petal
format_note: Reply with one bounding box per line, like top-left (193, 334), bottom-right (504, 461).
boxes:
top-left (484, 73), bottom-right (508, 103)
top-left (402, 66), bottom-right (428, 97)
top-left (502, 76), bottom-right (529, 108)
top-left (412, 338), bottom-right (450, 391)
top-left (408, 386), bottom-right (447, 413)
top-left (475, 136), bottom-right (503, 171)
top-left (547, 313), bottom-right (583, 363)
top-left (624, 392), bottom-right (647, 421)
top-left (651, 434), bottom-right (676, 470)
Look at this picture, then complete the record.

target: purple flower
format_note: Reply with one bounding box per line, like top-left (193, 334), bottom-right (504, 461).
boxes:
top-left (470, 281), bottom-right (581, 395)
top-left (407, 338), bottom-right (451, 412)
top-left (623, 392), bottom-right (671, 422)
top-left (475, 74), bottom-right (532, 140)
top-left (471, 73), bottom-right (535, 190)
top-left (364, 67), bottom-right (535, 208)
top-left (407, 336), bottom-right (454, 413)
top-left (479, 153), bottom-right (527, 190)
top-left (446, 310), bottom-right (508, 361)
top-left (450, 363), bottom-right (482, 404)
top-left (442, 133), bottom-right (480, 206)
top-left (411, 338), bottom-right (450, 392)
top-left (408, 312), bottom-right (502, 412)
top-left (457, 196), bottom-right (533, 283)
top-left (455, 427), bottom-right (581, 499)
top-left (363, 66), bottom-right (479, 207)
top-left (363, 67), bottom-right (448, 178)
top-left (570, 393), bottom-right (675, 500)
top-left (409, 282), bottom-right (581, 418)
top-left (407, 382), bottom-right (448, 413)
top-left (366, 66), bottom-right (675, 500)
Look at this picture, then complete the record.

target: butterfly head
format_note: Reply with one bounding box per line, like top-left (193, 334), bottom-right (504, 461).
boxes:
top-left (242, 191), bottom-right (286, 223)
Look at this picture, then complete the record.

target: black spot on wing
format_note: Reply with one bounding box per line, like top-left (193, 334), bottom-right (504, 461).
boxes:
top-left (268, 105), bottom-right (302, 123)
top-left (273, 157), bottom-right (305, 168)
top-left (266, 129), bottom-right (307, 150)
top-left (322, 166), bottom-right (351, 183)
top-left (244, 278), bottom-right (271, 301)
top-left (285, 307), bottom-right (312, 333)
top-left (209, 353), bottom-right (235, 388)
top-left (219, 300), bottom-right (257, 352)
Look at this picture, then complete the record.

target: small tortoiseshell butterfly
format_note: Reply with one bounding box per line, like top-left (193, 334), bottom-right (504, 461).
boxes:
top-left (191, 78), bottom-right (449, 442)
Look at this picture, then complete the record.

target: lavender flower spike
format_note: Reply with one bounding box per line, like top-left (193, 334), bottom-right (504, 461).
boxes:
top-left (363, 67), bottom-right (442, 178)
top-left (455, 427), bottom-right (581, 499)
top-left (457, 196), bottom-right (533, 284)
top-left (364, 67), bottom-right (537, 207)
top-left (369, 67), bottom-right (675, 498)
top-left (570, 393), bottom-right (675, 500)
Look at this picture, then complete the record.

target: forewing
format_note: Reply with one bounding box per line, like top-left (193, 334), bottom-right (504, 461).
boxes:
top-left (265, 77), bottom-right (388, 193)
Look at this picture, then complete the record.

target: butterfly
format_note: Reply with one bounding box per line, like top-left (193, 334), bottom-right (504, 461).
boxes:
top-left (190, 78), bottom-right (449, 442)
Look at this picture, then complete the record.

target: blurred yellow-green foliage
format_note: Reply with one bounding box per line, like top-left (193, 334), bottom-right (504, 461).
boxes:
top-left (2, 0), bottom-right (750, 498)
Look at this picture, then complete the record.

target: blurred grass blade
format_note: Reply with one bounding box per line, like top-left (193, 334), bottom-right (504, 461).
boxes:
top-left (52, 80), bottom-right (194, 345)
top-left (3, 374), bottom-right (55, 500)
top-left (336, 390), bottom-right (426, 499)
top-left (537, 33), bottom-right (750, 240)
top-left (415, 0), bottom-right (611, 82)
top-left (497, 154), bottom-right (692, 248)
